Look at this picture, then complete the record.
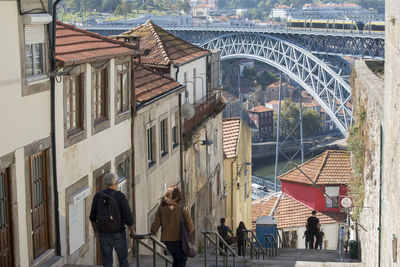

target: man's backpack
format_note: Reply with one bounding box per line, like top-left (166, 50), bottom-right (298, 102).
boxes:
top-left (96, 190), bottom-right (121, 233)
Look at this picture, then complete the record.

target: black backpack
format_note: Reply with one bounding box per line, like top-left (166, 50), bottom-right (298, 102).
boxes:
top-left (96, 190), bottom-right (121, 233)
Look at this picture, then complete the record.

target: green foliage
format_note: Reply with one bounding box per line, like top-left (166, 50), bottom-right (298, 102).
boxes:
top-left (302, 108), bottom-right (320, 137)
top-left (256, 70), bottom-right (278, 89)
top-left (346, 106), bottom-right (366, 220)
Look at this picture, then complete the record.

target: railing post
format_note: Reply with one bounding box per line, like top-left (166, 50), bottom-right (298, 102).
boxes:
top-left (204, 234), bottom-right (207, 267)
top-left (250, 236), bottom-right (254, 259)
top-left (215, 234), bottom-right (218, 267)
top-left (136, 239), bottom-right (140, 267)
top-left (153, 239), bottom-right (157, 267)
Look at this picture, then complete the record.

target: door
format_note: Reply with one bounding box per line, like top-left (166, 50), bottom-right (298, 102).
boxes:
top-left (0, 168), bottom-right (13, 266)
top-left (30, 151), bottom-right (49, 259)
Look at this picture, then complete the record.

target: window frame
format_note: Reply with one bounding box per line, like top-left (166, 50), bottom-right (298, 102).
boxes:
top-left (160, 118), bottom-right (169, 158)
top-left (115, 59), bottom-right (131, 124)
top-left (147, 125), bottom-right (156, 168)
top-left (91, 65), bottom-right (110, 135)
top-left (63, 65), bottom-right (87, 148)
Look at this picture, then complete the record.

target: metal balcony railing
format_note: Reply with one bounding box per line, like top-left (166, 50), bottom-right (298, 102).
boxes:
top-left (265, 234), bottom-right (278, 257)
top-left (130, 233), bottom-right (173, 267)
top-left (183, 92), bottom-right (222, 136)
top-left (202, 230), bottom-right (238, 267)
top-left (242, 229), bottom-right (265, 260)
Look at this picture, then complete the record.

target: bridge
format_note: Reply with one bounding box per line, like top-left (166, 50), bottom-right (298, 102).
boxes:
top-left (84, 24), bottom-right (385, 135)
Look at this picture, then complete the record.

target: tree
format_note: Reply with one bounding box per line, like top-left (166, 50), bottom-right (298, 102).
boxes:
top-left (274, 98), bottom-right (320, 138)
top-left (302, 108), bottom-right (320, 137)
top-left (256, 71), bottom-right (278, 90)
top-left (101, 0), bottom-right (121, 12)
top-left (114, 2), bottom-right (132, 15)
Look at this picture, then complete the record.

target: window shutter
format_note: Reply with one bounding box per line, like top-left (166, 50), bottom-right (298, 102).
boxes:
top-left (24, 24), bottom-right (46, 45)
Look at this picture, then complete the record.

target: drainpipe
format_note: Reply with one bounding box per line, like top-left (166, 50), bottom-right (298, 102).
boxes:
top-left (49, 0), bottom-right (62, 256)
top-left (230, 158), bottom-right (237, 229)
top-left (131, 56), bottom-right (141, 248)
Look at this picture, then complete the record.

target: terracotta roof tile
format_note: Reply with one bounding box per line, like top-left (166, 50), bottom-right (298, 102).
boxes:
top-left (252, 193), bottom-right (346, 229)
top-left (278, 150), bottom-right (351, 185)
top-left (249, 105), bottom-right (273, 113)
top-left (222, 118), bottom-right (241, 158)
top-left (120, 20), bottom-right (209, 67)
top-left (55, 21), bottom-right (138, 66)
top-left (273, 194), bottom-right (346, 228)
top-left (135, 67), bottom-right (183, 104)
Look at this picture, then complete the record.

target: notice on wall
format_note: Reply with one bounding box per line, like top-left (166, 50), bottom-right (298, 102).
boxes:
top-left (69, 186), bottom-right (90, 255)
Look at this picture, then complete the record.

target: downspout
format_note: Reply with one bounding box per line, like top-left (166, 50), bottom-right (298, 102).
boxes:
top-left (174, 65), bottom-right (185, 202)
top-left (230, 158), bottom-right (237, 229)
top-left (49, 0), bottom-right (62, 256)
top-left (131, 55), bottom-right (141, 238)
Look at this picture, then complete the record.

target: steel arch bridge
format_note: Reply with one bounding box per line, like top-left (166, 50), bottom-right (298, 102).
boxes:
top-left (201, 33), bottom-right (353, 135)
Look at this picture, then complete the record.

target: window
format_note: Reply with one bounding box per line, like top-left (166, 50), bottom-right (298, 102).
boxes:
top-left (147, 126), bottom-right (156, 167)
top-left (24, 24), bottom-right (46, 79)
top-left (66, 74), bottom-right (84, 135)
top-left (116, 62), bottom-right (129, 114)
top-left (325, 186), bottom-right (340, 208)
top-left (93, 68), bottom-right (108, 123)
top-left (208, 181), bottom-right (213, 212)
top-left (25, 43), bottom-right (45, 77)
top-left (117, 157), bottom-right (130, 196)
top-left (244, 172), bottom-right (248, 199)
top-left (172, 112), bottom-right (179, 149)
top-left (193, 68), bottom-right (197, 101)
top-left (160, 118), bottom-right (168, 158)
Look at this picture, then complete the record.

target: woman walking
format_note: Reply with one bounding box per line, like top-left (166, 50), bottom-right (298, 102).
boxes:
top-left (236, 221), bottom-right (247, 256)
top-left (151, 186), bottom-right (194, 267)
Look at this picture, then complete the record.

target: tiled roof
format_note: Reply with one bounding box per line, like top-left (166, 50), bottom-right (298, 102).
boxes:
top-left (249, 105), bottom-right (273, 113)
top-left (278, 150), bottom-right (351, 185)
top-left (222, 118), bottom-right (241, 159)
top-left (55, 21), bottom-right (138, 67)
top-left (120, 20), bottom-right (209, 67)
top-left (135, 67), bottom-right (183, 104)
top-left (274, 194), bottom-right (346, 228)
top-left (252, 193), bottom-right (346, 229)
top-left (252, 194), bottom-right (280, 222)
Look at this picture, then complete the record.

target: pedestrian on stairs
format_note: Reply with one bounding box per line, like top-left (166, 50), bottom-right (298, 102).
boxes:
top-left (306, 210), bottom-right (320, 249)
top-left (217, 218), bottom-right (233, 255)
top-left (151, 186), bottom-right (194, 267)
top-left (236, 221), bottom-right (247, 256)
top-left (89, 173), bottom-right (135, 267)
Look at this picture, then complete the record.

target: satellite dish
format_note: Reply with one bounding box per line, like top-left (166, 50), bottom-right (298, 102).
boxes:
top-left (181, 103), bottom-right (195, 119)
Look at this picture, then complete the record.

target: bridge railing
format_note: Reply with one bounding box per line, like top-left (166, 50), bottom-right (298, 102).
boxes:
top-left (252, 176), bottom-right (281, 192)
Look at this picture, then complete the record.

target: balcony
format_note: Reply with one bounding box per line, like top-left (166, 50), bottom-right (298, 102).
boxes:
top-left (182, 91), bottom-right (225, 145)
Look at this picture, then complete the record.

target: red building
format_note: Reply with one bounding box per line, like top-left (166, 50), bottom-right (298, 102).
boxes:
top-left (248, 105), bottom-right (274, 139)
top-left (278, 150), bottom-right (351, 213)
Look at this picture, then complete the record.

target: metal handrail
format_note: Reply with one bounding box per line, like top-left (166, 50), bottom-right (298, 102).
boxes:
top-left (202, 230), bottom-right (238, 267)
top-left (242, 229), bottom-right (265, 260)
top-left (265, 234), bottom-right (278, 257)
top-left (131, 233), bottom-right (173, 267)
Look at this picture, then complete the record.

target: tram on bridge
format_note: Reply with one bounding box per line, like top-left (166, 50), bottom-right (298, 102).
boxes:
top-left (287, 19), bottom-right (385, 34)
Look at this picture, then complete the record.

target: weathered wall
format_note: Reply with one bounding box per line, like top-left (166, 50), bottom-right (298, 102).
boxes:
top-left (134, 90), bottom-right (182, 240)
top-left (381, 0), bottom-right (400, 265)
top-left (352, 60), bottom-right (384, 267)
top-left (55, 60), bottom-right (133, 265)
top-left (183, 112), bottom-right (225, 249)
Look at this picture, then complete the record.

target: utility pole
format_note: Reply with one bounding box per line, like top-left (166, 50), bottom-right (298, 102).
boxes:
top-left (274, 72), bottom-right (282, 193)
top-left (238, 64), bottom-right (242, 119)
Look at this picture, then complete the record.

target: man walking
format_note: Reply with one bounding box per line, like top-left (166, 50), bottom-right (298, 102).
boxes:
top-left (217, 218), bottom-right (232, 254)
top-left (306, 210), bottom-right (319, 249)
top-left (90, 173), bottom-right (135, 267)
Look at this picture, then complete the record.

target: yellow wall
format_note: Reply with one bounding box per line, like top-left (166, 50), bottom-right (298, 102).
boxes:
top-left (224, 120), bottom-right (252, 233)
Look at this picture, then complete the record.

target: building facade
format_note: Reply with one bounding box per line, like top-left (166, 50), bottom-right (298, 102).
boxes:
top-left (248, 105), bottom-right (274, 140)
top-left (54, 22), bottom-right (139, 265)
top-left (222, 118), bottom-right (253, 231)
top-left (0, 1), bottom-right (59, 266)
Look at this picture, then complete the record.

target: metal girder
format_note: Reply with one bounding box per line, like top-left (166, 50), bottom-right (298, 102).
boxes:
top-left (201, 33), bottom-right (353, 135)
top-left (168, 29), bottom-right (384, 59)
top-left (84, 25), bottom-right (385, 59)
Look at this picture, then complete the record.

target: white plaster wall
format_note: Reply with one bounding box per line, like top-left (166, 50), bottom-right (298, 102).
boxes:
top-left (134, 91), bottom-right (182, 237)
top-left (170, 56), bottom-right (207, 104)
top-left (284, 223), bottom-right (339, 250)
top-left (55, 60), bottom-right (132, 264)
top-left (0, 2), bottom-right (51, 157)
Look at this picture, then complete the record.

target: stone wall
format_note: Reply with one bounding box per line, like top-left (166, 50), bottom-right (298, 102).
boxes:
top-left (381, 0), bottom-right (400, 265)
top-left (352, 60), bottom-right (384, 267)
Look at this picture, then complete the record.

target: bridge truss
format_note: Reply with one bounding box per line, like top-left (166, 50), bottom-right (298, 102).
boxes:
top-left (201, 33), bottom-right (353, 135)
